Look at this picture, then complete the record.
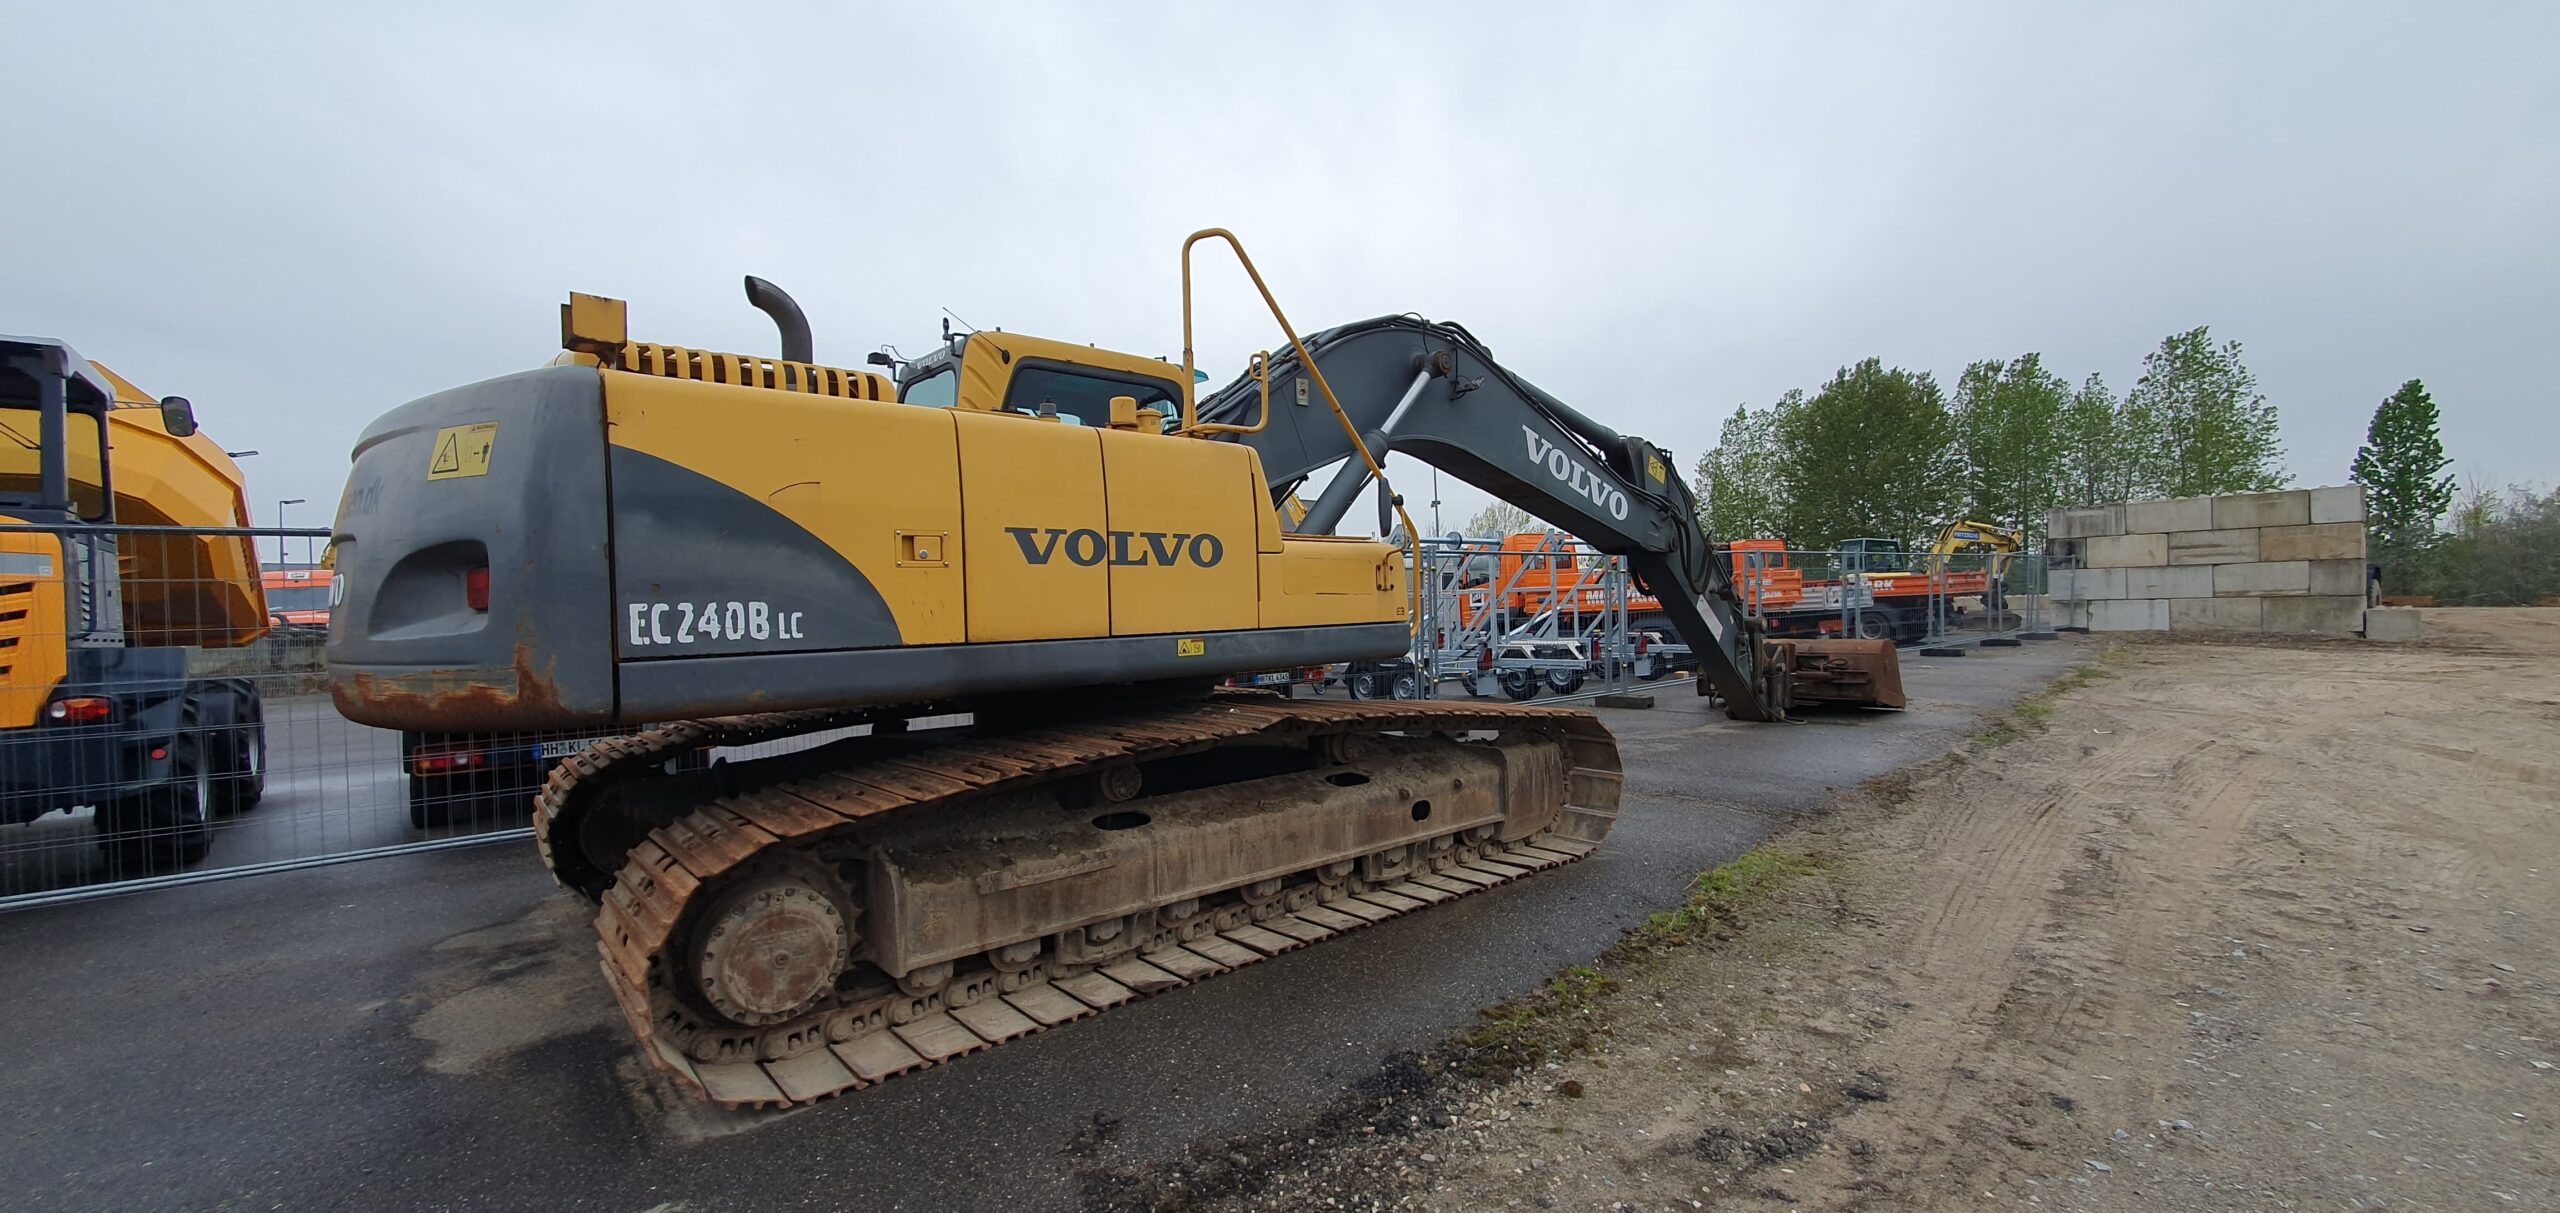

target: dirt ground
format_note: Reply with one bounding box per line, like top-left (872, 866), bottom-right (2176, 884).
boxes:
top-left (1096, 609), bottom-right (2560, 1211)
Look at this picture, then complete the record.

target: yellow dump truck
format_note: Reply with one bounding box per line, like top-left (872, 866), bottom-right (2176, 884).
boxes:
top-left (0, 336), bottom-right (268, 871)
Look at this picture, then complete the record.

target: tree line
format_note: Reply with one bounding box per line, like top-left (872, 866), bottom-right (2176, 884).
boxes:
top-left (2353, 380), bottom-right (2557, 605)
top-left (1692, 326), bottom-right (2285, 549)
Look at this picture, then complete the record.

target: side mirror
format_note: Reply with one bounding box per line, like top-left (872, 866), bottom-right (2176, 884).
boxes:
top-left (159, 396), bottom-right (198, 438)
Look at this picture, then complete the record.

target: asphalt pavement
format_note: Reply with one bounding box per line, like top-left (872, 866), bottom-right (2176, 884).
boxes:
top-left (0, 639), bottom-right (2086, 1212)
top-left (0, 693), bottom-right (419, 898)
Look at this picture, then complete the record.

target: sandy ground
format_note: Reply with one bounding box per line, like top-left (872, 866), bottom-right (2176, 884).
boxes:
top-left (1103, 609), bottom-right (2560, 1211)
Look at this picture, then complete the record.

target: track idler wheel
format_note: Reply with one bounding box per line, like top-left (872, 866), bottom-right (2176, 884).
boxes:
top-left (687, 869), bottom-right (853, 1027)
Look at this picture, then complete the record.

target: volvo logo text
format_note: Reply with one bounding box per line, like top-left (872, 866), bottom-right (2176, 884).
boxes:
top-left (1521, 426), bottom-right (1630, 521)
top-left (1007, 527), bottom-right (1226, 568)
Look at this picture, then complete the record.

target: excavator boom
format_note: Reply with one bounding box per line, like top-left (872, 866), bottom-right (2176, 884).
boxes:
top-left (1197, 315), bottom-right (1901, 719)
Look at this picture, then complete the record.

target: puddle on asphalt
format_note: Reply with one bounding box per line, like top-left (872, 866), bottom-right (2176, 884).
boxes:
top-left (403, 895), bottom-right (804, 1142)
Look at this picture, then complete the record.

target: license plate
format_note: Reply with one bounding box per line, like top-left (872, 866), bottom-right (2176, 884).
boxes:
top-left (537, 738), bottom-right (594, 760)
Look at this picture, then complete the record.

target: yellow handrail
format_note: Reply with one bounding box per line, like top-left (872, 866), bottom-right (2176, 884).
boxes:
top-left (1180, 227), bottom-right (1422, 633)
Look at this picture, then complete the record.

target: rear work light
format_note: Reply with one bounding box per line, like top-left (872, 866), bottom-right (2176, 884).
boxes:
top-left (465, 566), bottom-right (490, 612)
top-left (411, 749), bottom-right (488, 776)
top-left (45, 696), bottom-right (113, 724)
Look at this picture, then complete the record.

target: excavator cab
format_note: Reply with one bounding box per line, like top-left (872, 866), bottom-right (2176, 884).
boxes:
top-left (1837, 538), bottom-right (1912, 575)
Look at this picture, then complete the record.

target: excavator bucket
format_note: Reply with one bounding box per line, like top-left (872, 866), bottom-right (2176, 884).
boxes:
top-left (1772, 638), bottom-right (1906, 710)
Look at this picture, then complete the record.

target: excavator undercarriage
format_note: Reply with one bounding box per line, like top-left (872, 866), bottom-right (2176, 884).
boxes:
top-left (536, 691), bottom-right (1620, 1107)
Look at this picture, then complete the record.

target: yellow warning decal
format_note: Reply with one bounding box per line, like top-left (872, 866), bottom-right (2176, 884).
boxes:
top-left (1175, 637), bottom-right (1206, 657)
top-left (1645, 455), bottom-right (1667, 484)
top-left (427, 422), bottom-right (499, 481)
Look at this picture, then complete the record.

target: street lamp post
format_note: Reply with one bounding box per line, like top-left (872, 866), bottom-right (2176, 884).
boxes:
top-left (276, 498), bottom-right (306, 566)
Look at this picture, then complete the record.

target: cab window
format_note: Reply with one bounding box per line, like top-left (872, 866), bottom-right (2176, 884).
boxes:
top-left (1001, 362), bottom-right (1181, 429)
top-left (902, 368), bottom-right (958, 408)
top-left (0, 403), bottom-right (108, 521)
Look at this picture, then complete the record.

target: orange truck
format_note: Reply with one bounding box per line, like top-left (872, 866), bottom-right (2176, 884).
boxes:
top-left (260, 566), bottom-right (334, 629)
top-left (1472, 532), bottom-right (2003, 645)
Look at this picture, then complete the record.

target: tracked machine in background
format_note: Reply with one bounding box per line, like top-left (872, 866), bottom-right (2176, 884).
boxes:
top-left (324, 231), bottom-right (1900, 1107)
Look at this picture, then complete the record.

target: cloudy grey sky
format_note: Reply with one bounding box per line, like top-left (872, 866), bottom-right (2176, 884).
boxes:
top-left (6, 2), bottom-right (2552, 540)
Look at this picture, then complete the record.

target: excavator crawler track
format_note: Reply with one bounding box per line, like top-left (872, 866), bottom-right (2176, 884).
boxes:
top-left (534, 692), bottom-right (1623, 1108)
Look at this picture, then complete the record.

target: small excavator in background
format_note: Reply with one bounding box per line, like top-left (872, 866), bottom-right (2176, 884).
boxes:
top-left (323, 231), bottom-right (1902, 1107)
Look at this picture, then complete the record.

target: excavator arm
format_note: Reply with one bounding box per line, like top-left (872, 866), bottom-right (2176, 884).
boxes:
top-left (1196, 316), bottom-right (1790, 718)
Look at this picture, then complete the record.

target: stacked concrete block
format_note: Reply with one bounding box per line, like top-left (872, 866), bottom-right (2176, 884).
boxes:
top-left (2363, 606), bottom-right (2426, 641)
top-left (2049, 485), bottom-right (2368, 636)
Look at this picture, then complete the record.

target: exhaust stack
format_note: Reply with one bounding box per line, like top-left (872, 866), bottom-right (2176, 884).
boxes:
top-left (742, 276), bottom-right (813, 364)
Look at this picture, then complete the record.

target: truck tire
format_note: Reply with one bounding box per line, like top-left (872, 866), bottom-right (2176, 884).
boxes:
top-left (208, 687), bottom-right (266, 817)
top-left (1544, 669), bottom-right (1586, 695)
top-left (1498, 669), bottom-right (1539, 701)
top-left (1855, 608), bottom-right (1895, 641)
top-left (98, 736), bottom-right (213, 876)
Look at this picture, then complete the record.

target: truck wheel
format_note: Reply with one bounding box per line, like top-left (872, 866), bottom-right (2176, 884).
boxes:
top-left (407, 776), bottom-right (445, 830)
top-left (1345, 671), bottom-right (1382, 700)
top-left (1389, 670), bottom-right (1420, 700)
top-left (1545, 669), bottom-right (1586, 695)
top-left (1498, 670), bottom-right (1539, 701)
top-left (1855, 608), bottom-right (1895, 641)
top-left (210, 694), bottom-right (266, 817)
top-left (98, 739), bottom-right (213, 876)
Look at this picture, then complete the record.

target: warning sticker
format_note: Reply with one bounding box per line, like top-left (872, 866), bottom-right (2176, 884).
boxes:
top-left (426, 423), bottom-right (498, 481)
top-left (1175, 637), bottom-right (1206, 658)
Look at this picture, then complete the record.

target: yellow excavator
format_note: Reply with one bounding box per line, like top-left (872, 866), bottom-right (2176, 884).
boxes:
top-left (323, 232), bottom-right (1901, 1107)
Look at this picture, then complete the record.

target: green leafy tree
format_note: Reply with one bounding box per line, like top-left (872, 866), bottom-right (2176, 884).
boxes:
top-left (2408, 482), bottom-right (2560, 605)
top-left (1464, 500), bottom-right (1534, 538)
top-left (1691, 395), bottom-right (1794, 541)
top-left (2059, 372), bottom-right (2130, 505)
top-left (2125, 327), bottom-right (2286, 496)
top-left (1950, 353), bottom-right (2071, 533)
top-left (2349, 379), bottom-right (2456, 561)
top-left (1774, 359), bottom-right (1959, 548)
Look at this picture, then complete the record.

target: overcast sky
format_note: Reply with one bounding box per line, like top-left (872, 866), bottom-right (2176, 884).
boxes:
top-left (6, 2), bottom-right (2551, 543)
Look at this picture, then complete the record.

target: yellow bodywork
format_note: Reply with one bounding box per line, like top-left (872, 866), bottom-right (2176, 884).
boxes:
top-left (0, 362), bottom-right (267, 726)
top-left (578, 296), bottom-right (1406, 649)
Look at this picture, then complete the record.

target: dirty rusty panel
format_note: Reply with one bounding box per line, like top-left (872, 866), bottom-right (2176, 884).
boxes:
top-left (950, 999), bottom-right (1041, 1044)
top-left (1145, 946), bottom-right (1225, 981)
top-left (1185, 936), bottom-right (1262, 968)
top-left (1295, 904), bottom-right (1368, 931)
top-left (833, 1031), bottom-right (929, 1082)
top-left (1489, 740), bottom-right (1567, 841)
top-left (726, 790), bottom-right (842, 841)
top-left (1097, 957), bottom-right (1185, 994)
top-left (1002, 984), bottom-right (1093, 1027)
top-left (1261, 916), bottom-right (1335, 944)
top-left (696, 1060), bottom-right (788, 1107)
top-left (868, 744), bottom-right (1508, 974)
top-left (1220, 924), bottom-right (1300, 956)
top-left (1355, 889), bottom-right (1427, 914)
top-left (1324, 897), bottom-right (1396, 924)
top-left (1054, 971), bottom-right (1138, 1010)
top-left (1785, 638), bottom-right (1908, 709)
top-left (891, 1012), bottom-right (987, 1062)
top-left (763, 1048), bottom-right (859, 1102)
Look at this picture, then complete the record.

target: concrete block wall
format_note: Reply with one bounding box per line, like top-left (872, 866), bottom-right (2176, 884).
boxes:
top-left (2049, 485), bottom-right (2367, 636)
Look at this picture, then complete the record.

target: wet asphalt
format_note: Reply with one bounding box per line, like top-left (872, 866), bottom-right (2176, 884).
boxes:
top-left (0, 640), bottom-right (2084, 1212)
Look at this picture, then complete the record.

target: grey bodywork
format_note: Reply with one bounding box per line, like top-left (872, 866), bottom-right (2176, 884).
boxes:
top-left (324, 365), bottom-right (1407, 732)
